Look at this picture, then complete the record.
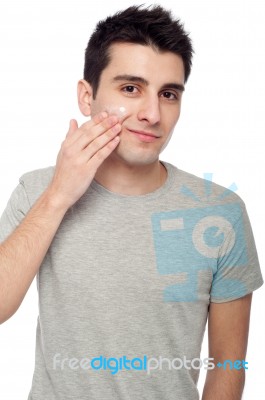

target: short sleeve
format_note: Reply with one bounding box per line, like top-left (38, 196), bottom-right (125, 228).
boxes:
top-left (0, 181), bottom-right (31, 244)
top-left (210, 202), bottom-right (263, 303)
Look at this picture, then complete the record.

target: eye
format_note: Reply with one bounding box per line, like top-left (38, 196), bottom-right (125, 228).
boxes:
top-left (122, 85), bottom-right (139, 94)
top-left (161, 91), bottom-right (179, 100)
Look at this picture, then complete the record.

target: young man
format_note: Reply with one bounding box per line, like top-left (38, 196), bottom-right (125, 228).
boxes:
top-left (0, 5), bottom-right (263, 400)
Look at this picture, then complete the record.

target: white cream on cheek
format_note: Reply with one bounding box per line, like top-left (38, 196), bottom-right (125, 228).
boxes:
top-left (103, 105), bottom-right (128, 119)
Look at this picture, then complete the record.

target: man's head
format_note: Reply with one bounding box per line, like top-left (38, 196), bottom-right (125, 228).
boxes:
top-left (83, 5), bottom-right (194, 99)
top-left (78, 5), bottom-right (194, 167)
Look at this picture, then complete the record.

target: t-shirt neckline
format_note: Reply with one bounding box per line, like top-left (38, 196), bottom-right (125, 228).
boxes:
top-left (90, 160), bottom-right (176, 202)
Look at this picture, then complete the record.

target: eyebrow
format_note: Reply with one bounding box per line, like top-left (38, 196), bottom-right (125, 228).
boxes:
top-left (112, 74), bottom-right (185, 92)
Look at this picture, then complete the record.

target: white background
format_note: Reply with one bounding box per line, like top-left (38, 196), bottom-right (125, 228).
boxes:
top-left (0, 0), bottom-right (264, 398)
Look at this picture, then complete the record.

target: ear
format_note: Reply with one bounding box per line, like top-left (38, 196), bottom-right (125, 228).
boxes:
top-left (77, 79), bottom-right (93, 116)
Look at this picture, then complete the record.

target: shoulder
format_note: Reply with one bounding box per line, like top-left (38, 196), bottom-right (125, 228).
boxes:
top-left (19, 165), bottom-right (55, 205)
top-left (165, 162), bottom-right (245, 208)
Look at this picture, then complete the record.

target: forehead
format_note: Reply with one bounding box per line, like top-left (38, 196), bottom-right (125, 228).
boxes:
top-left (102, 42), bottom-right (185, 86)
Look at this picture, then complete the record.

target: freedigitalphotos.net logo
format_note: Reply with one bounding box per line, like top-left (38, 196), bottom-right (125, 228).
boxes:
top-left (52, 354), bottom-right (248, 375)
top-left (53, 354), bottom-right (214, 375)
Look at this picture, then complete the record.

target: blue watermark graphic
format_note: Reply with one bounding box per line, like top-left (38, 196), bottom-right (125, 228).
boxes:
top-left (52, 354), bottom-right (248, 375)
top-left (216, 360), bottom-right (248, 370)
top-left (180, 173), bottom-right (238, 202)
top-left (151, 173), bottom-right (248, 302)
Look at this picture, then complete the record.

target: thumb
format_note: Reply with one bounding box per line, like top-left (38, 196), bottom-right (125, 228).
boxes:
top-left (66, 119), bottom-right (78, 138)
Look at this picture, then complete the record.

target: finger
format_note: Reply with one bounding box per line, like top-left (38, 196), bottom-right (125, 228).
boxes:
top-left (88, 135), bottom-right (120, 173)
top-left (64, 112), bottom-right (111, 148)
top-left (82, 115), bottom-right (119, 143)
top-left (77, 111), bottom-right (108, 133)
top-left (69, 114), bottom-right (120, 153)
top-left (92, 111), bottom-right (108, 125)
top-left (78, 122), bottom-right (121, 162)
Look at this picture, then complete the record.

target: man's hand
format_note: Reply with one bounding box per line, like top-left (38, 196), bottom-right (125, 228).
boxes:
top-left (48, 112), bottom-right (121, 210)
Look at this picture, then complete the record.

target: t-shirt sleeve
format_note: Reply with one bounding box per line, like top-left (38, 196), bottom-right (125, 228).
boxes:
top-left (0, 180), bottom-right (31, 244)
top-left (210, 202), bottom-right (263, 303)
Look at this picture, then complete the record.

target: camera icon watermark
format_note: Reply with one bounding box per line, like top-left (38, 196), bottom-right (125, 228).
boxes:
top-left (151, 175), bottom-right (248, 302)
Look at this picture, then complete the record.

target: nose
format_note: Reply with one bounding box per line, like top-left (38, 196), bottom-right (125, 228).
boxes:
top-left (137, 95), bottom-right (161, 125)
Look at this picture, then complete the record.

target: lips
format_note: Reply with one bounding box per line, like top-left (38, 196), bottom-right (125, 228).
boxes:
top-left (127, 128), bottom-right (160, 143)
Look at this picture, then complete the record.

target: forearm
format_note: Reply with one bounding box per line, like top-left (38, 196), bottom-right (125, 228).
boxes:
top-left (0, 188), bottom-right (67, 323)
top-left (0, 113), bottom-right (122, 324)
top-left (202, 369), bottom-right (245, 400)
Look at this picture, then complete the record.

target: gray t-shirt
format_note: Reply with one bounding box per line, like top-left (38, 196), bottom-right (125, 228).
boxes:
top-left (0, 161), bottom-right (263, 400)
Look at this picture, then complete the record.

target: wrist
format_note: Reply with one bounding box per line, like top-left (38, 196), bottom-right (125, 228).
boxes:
top-left (41, 187), bottom-right (70, 216)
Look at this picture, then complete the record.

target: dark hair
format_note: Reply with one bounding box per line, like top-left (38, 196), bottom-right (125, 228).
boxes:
top-left (84, 5), bottom-right (194, 98)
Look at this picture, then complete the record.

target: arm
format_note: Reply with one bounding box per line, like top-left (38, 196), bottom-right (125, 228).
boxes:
top-left (0, 114), bottom-right (121, 324)
top-left (202, 293), bottom-right (252, 400)
top-left (0, 189), bottom-right (68, 324)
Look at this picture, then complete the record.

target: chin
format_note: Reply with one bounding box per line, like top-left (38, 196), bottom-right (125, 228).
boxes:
top-left (113, 146), bottom-right (159, 167)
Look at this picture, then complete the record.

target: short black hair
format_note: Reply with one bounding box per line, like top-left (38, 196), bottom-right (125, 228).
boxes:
top-left (84, 5), bottom-right (194, 98)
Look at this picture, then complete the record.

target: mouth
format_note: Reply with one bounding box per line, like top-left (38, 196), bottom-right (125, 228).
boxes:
top-left (126, 128), bottom-right (160, 143)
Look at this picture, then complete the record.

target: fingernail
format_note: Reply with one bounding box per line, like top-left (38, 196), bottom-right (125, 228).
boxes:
top-left (112, 123), bottom-right (121, 133)
top-left (109, 115), bottom-right (119, 124)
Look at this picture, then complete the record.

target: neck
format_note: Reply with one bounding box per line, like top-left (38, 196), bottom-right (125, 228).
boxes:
top-left (94, 158), bottom-right (167, 196)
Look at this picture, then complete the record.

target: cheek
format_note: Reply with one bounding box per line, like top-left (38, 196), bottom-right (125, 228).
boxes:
top-left (164, 111), bottom-right (180, 134)
top-left (90, 101), bottom-right (102, 117)
top-left (162, 102), bottom-right (181, 122)
top-left (160, 130), bottom-right (174, 152)
top-left (104, 105), bottom-right (128, 119)
top-left (92, 102), bottom-right (131, 121)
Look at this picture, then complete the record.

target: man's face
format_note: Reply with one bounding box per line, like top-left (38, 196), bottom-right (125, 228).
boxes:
top-left (90, 42), bottom-right (185, 167)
